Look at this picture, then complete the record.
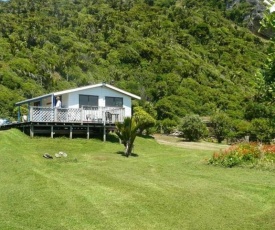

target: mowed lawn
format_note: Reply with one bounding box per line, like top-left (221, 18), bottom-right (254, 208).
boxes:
top-left (0, 129), bottom-right (275, 230)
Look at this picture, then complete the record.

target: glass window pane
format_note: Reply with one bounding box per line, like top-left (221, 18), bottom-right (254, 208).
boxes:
top-left (79, 95), bottom-right (88, 106)
top-left (79, 95), bottom-right (98, 108)
top-left (105, 97), bottom-right (123, 107)
top-left (89, 96), bottom-right (98, 106)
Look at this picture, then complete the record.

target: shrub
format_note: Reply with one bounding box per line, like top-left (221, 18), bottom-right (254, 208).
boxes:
top-left (251, 118), bottom-right (274, 143)
top-left (208, 143), bottom-right (275, 169)
top-left (180, 114), bottom-right (208, 141)
top-left (262, 145), bottom-right (275, 162)
top-left (159, 118), bottom-right (178, 134)
top-left (133, 106), bottom-right (156, 135)
top-left (210, 112), bottom-right (231, 143)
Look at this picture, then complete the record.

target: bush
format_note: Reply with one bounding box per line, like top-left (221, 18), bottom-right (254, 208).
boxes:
top-left (210, 112), bottom-right (231, 143)
top-left (180, 114), bottom-right (208, 141)
top-left (208, 143), bottom-right (275, 169)
top-left (251, 118), bottom-right (274, 143)
top-left (158, 118), bottom-right (178, 134)
top-left (133, 106), bottom-right (156, 135)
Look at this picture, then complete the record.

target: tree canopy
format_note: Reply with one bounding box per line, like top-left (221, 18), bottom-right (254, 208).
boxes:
top-left (0, 0), bottom-right (271, 124)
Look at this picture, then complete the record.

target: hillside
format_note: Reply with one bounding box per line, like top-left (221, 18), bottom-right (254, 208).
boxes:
top-left (0, 0), bottom-right (270, 122)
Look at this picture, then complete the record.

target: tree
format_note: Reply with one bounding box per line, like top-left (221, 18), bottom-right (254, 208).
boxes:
top-left (155, 98), bottom-right (175, 120)
top-left (260, 4), bottom-right (275, 104)
top-left (133, 106), bottom-right (156, 135)
top-left (144, 0), bottom-right (154, 6)
top-left (180, 114), bottom-right (208, 141)
top-left (115, 107), bottom-right (156, 157)
top-left (116, 117), bottom-right (139, 157)
top-left (251, 118), bottom-right (274, 143)
top-left (244, 101), bottom-right (272, 120)
top-left (0, 0), bottom-right (270, 122)
top-left (230, 119), bottom-right (251, 140)
top-left (210, 112), bottom-right (231, 143)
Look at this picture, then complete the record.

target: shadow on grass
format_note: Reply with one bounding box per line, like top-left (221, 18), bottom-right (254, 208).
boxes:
top-left (116, 151), bottom-right (139, 157)
top-left (107, 134), bottom-right (154, 143)
top-left (106, 133), bottom-right (120, 143)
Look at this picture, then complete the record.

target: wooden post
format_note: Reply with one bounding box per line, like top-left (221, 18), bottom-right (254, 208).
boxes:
top-left (17, 106), bottom-right (20, 123)
top-left (54, 108), bottom-right (57, 122)
top-left (103, 123), bottom-right (106, 142)
top-left (30, 106), bottom-right (33, 121)
top-left (70, 126), bottom-right (73, 139)
top-left (28, 103), bottom-right (31, 121)
top-left (81, 106), bottom-right (83, 125)
top-left (51, 126), bottom-right (54, 138)
top-left (30, 124), bottom-right (34, 138)
top-left (87, 125), bottom-right (90, 139)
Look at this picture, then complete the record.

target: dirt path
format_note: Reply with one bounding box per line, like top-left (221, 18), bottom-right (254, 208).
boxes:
top-left (153, 134), bottom-right (229, 151)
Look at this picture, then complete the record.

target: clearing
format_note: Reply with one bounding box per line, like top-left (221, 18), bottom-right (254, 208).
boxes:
top-left (153, 134), bottom-right (229, 151)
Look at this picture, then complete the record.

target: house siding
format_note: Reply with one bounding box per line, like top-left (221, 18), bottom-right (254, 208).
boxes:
top-left (28, 87), bottom-right (132, 117)
top-left (64, 87), bottom-right (132, 117)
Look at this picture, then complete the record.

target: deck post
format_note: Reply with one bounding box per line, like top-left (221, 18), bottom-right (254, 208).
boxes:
top-left (103, 123), bottom-right (106, 142)
top-left (81, 106), bottom-right (83, 125)
top-left (87, 125), bottom-right (90, 139)
top-left (17, 106), bottom-right (20, 122)
top-left (28, 103), bottom-right (30, 121)
top-left (30, 106), bottom-right (33, 121)
top-left (70, 126), bottom-right (73, 139)
top-left (51, 126), bottom-right (54, 138)
top-left (30, 124), bottom-right (34, 138)
top-left (54, 108), bottom-right (57, 122)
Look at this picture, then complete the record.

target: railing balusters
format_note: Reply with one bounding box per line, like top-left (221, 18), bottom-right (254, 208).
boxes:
top-left (29, 106), bottom-right (125, 123)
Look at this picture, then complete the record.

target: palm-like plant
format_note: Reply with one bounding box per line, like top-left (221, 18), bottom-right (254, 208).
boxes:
top-left (115, 117), bottom-right (140, 157)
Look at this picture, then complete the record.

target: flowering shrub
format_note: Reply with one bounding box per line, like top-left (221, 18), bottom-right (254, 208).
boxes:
top-left (208, 143), bottom-right (275, 169)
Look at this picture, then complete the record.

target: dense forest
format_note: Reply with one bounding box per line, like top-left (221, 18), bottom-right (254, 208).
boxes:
top-left (0, 0), bottom-right (274, 139)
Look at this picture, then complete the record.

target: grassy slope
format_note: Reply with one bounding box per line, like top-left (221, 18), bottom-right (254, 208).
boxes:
top-left (0, 129), bottom-right (274, 230)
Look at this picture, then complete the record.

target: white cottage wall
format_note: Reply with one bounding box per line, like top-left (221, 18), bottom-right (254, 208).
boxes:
top-left (65, 86), bottom-right (132, 117)
top-left (61, 94), bottom-right (69, 108)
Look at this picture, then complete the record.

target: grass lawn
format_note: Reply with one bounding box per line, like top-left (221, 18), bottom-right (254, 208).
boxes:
top-left (0, 129), bottom-right (275, 230)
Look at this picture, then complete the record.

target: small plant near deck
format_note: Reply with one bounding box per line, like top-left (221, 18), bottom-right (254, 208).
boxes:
top-left (208, 142), bottom-right (275, 169)
top-left (116, 117), bottom-right (139, 157)
top-left (115, 108), bottom-right (155, 157)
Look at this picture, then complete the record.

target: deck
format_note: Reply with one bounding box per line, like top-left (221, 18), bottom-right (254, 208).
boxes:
top-left (29, 106), bottom-right (125, 124)
top-left (1, 106), bottom-right (125, 141)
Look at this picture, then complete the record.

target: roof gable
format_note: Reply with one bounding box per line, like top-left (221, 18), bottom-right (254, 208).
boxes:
top-left (15, 83), bottom-right (141, 106)
top-left (54, 83), bottom-right (141, 100)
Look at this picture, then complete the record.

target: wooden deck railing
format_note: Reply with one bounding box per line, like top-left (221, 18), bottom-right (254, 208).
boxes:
top-left (28, 106), bottom-right (125, 123)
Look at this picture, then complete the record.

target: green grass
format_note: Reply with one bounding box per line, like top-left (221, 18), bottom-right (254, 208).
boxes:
top-left (0, 129), bottom-right (275, 230)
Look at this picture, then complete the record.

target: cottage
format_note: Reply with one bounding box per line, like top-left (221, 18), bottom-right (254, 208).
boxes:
top-left (15, 83), bottom-right (141, 140)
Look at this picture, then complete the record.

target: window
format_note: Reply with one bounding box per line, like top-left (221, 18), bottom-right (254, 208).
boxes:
top-left (34, 101), bottom-right (40, 106)
top-left (79, 95), bottom-right (98, 108)
top-left (105, 97), bottom-right (123, 107)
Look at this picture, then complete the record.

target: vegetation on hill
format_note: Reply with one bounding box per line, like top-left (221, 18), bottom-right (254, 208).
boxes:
top-left (0, 0), bottom-right (273, 140)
